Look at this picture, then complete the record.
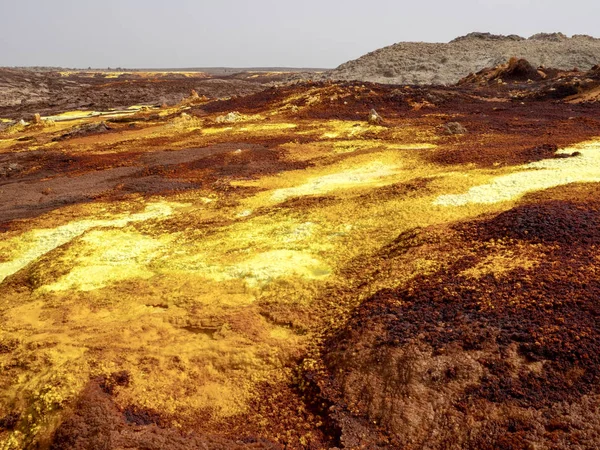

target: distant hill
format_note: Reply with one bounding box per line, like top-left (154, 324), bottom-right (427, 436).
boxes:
top-left (329, 32), bottom-right (600, 85)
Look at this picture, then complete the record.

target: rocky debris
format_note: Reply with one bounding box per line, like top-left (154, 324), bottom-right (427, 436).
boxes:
top-left (170, 112), bottom-right (203, 128)
top-left (0, 69), bottom-right (270, 120)
top-left (454, 59), bottom-right (600, 103)
top-left (451, 32), bottom-right (525, 42)
top-left (408, 99), bottom-right (436, 110)
top-left (215, 111), bottom-right (244, 124)
top-left (522, 143), bottom-right (560, 162)
top-left (0, 68), bottom-right (52, 109)
top-left (0, 120), bottom-right (15, 132)
top-left (27, 113), bottom-right (55, 129)
top-left (329, 32), bottom-right (600, 85)
top-left (367, 109), bottom-right (383, 125)
top-left (529, 32), bottom-right (568, 42)
top-left (0, 163), bottom-right (22, 178)
top-left (182, 89), bottom-right (209, 105)
top-left (459, 57), bottom-right (543, 85)
top-left (501, 57), bottom-right (543, 82)
top-left (533, 66), bottom-right (600, 101)
top-left (535, 80), bottom-right (584, 99)
top-left (53, 121), bottom-right (111, 141)
top-left (441, 122), bottom-right (467, 135)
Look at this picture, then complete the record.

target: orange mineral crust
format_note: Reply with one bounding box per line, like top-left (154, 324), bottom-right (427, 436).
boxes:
top-left (1, 65), bottom-right (600, 449)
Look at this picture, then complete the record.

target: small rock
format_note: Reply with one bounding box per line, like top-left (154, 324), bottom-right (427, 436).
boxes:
top-left (216, 112), bottom-right (244, 124)
top-left (0, 121), bottom-right (14, 132)
top-left (442, 122), bottom-right (468, 135)
top-left (0, 163), bottom-right (22, 178)
top-left (368, 109), bottom-right (383, 125)
top-left (184, 90), bottom-right (208, 104)
top-left (53, 121), bottom-right (111, 141)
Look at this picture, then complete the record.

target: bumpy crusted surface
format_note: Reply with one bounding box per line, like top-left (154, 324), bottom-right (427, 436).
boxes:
top-left (1, 67), bottom-right (600, 449)
top-left (330, 33), bottom-right (600, 85)
top-left (318, 184), bottom-right (600, 449)
top-left (50, 381), bottom-right (282, 450)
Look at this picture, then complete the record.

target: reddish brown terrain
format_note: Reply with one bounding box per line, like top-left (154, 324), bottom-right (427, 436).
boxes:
top-left (1, 63), bottom-right (600, 449)
top-left (0, 69), bottom-right (303, 119)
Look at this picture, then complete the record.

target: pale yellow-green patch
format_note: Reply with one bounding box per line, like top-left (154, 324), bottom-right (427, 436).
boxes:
top-left (270, 161), bottom-right (401, 201)
top-left (435, 140), bottom-right (600, 206)
top-left (42, 230), bottom-right (170, 292)
top-left (318, 120), bottom-right (387, 139)
top-left (202, 126), bottom-right (234, 135)
top-left (228, 250), bottom-right (331, 286)
top-left (0, 202), bottom-right (178, 285)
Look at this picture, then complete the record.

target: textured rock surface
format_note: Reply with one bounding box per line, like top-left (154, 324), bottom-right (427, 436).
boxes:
top-left (318, 184), bottom-right (600, 449)
top-left (330, 32), bottom-right (600, 85)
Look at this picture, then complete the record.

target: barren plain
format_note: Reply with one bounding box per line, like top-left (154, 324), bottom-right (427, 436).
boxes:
top-left (1, 62), bottom-right (600, 449)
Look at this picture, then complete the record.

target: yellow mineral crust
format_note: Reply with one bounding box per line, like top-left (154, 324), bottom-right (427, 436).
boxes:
top-left (0, 202), bottom-right (177, 285)
top-left (3, 78), bottom-right (600, 450)
top-left (434, 140), bottom-right (600, 206)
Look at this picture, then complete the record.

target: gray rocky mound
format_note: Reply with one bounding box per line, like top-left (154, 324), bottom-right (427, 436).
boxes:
top-left (330, 32), bottom-right (600, 85)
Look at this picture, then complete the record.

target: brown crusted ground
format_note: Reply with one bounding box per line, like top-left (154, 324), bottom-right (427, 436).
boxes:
top-left (316, 183), bottom-right (600, 449)
top-left (50, 379), bottom-right (282, 450)
top-left (199, 76), bottom-right (600, 168)
top-left (0, 69), bottom-right (290, 119)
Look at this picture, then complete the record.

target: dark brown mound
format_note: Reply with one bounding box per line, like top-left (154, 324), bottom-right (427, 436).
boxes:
top-left (499, 57), bottom-right (542, 82)
top-left (315, 184), bottom-right (600, 449)
top-left (459, 57), bottom-right (543, 85)
top-left (50, 380), bottom-right (282, 450)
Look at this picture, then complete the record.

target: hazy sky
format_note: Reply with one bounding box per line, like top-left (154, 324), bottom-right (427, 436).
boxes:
top-left (0, 0), bottom-right (597, 68)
